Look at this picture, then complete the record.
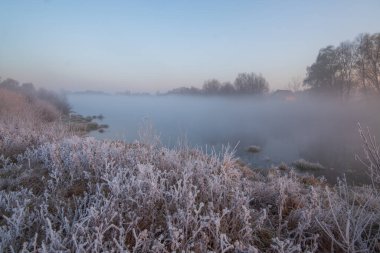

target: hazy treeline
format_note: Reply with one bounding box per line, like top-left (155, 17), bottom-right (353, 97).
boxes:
top-left (167, 72), bottom-right (269, 96)
top-left (167, 32), bottom-right (380, 98)
top-left (0, 77), bottom-right (71, 114)
top-left (304, 32), bottom-right (380, 96)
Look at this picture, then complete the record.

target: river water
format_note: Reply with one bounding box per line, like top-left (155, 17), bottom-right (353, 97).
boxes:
top-left (68, 94), bottom-right (380, 184)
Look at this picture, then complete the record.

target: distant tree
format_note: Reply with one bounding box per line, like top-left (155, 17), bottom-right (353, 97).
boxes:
top-left (305, 33), bottom-right (380, 96)
top-left (356, 33), bottom-right (380, 93)
top-left (303, 44), bottom-right (358, 96)
top-left (355, 34), bottom-right (370, 93)
top-left (189, 86), bottom-right (201, 95)
top-left (202, 79), bottom-right (221, 95)
top-left (304, 46), bottom-right (339, 94)
top-left (234, 72), bottom-right (269, 95)
top-left (166, 73), bottom-right (269, 96)
top-left (287, 76), bottom-right (303, 92)
top-left (167, 87), bottom-right (189, 95)
top-left (0, 78), bottom-right (19, 90)
top-left (167, 86), bottom-right (201, 95)
top-left (335, 41), bottom-right (357, 96)
top-left (220, 82), bottom-right (235, 95)
top-left (21, 83), bottom-right (36, 94)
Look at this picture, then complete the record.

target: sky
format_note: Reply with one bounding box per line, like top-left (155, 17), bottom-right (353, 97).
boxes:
top-left (0, 0), bottom-right (380, 93)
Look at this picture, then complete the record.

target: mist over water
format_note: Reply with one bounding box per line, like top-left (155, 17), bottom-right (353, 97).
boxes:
top-left (68, 94), bottom-right (380, 184)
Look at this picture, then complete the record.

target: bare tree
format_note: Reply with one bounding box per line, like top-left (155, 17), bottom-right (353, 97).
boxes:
top-left (287, 76), bottom-right (303, 92)
top-left (0, 78), bottom-right (19, 90)
top-left (355, 34), bottom-right (370, 93)
top-left (220, 82), bottom-right (236, 95)
top-left (359, 33), bottom-right (380, 93)
top-left (335, 41), bottom-right (357, 96)
top-left (202, 79), bottom-right (221, 95)
top-left (304, 46), bottom-right (340, 94)
top-left (166, 73), bottom-right (270, 96)
top-left (234, 72), bottom-right (269, 95)
top-left (304, 33), bottom-right (380, 97)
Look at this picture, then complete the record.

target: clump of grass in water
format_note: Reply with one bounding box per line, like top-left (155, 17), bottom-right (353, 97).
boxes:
top-left (246, 145), bottom-right (261, 154)
top-left (68, 114), bottom-right (109, 133)
top-left (293, 159), bottom-right (325, 171)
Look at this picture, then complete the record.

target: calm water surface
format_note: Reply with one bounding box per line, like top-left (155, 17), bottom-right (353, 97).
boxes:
top-left (68, 94), bottom-right (380, 184)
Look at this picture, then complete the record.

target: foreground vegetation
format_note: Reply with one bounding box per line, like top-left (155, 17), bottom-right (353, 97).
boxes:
top-left (1, 86), bottom-right (380, 252)
top-left (0, 80), bottom-right (108, 160)
top-left (0, 86), bottom-right (70, 160)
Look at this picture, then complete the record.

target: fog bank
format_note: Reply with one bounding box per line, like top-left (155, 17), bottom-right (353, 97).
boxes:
top-left (69, 94), bottom-right (380, 184)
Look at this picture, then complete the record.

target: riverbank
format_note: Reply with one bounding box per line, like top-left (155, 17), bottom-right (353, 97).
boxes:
top-left (0, 87), bottom-right (107, 160)
top-left (0, 87), bottom-right (379, 252)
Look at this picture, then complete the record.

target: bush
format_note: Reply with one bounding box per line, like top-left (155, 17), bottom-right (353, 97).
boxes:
top-left (0, 132), bottom-right (379, 252)
top-left (356, 123), bottom-right (380, 188)
top-left (247, 145), bottom-right (261, 154)
top-left (293, 159), bottom-right (325, 171)
top-left (0, 88), bottom-right (69, 159)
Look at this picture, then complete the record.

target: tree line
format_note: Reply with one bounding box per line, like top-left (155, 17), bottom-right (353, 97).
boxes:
top-left (166, 72), bottom-right (269, 96)
top-left (168, 32), bottom-right (380, 98)
top-left (3, 33), bottom-right (379, 99)
top-left (304, 33), bottom-right (380, 96)
top-left (0, 77), bottom-right (71, 114)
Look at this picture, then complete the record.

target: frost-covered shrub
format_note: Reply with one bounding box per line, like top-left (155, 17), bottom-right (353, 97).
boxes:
top-left (357, 124), bottom-right (380, 189)
top-left (1, 137), bottom-right (259, 252)
top-left (292, 159), bottom-right (325, 171)
top-left (0, 134), bottom-right (379, 252)
top-left (316, 180), bottom-right (380, 252)
top-left (0, 88), bottom-right (69, 159)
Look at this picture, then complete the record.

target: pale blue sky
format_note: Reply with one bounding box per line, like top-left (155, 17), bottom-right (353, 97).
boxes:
top-left (0, 0), bottom-right (379, 92)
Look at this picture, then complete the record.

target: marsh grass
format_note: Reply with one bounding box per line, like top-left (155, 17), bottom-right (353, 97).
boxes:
top-left (247, 145), bottom-right (262, 154)
top-left (67, 113), bottom-right (109, 133)
top-left (0, 133), bottom-right (379, 252)
top-left (293, 159), bottom-right (325, 171)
